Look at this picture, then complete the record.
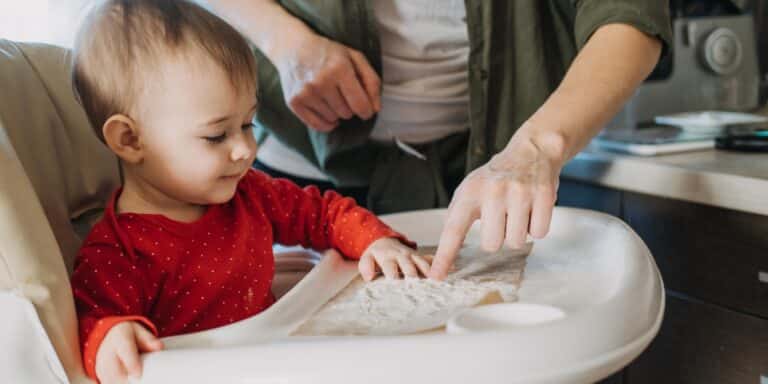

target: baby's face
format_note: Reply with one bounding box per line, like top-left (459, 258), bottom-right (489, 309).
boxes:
top-left (132, 52), bottom-right (258, 205)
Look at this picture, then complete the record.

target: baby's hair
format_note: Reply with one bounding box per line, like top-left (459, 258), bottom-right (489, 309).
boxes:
top-left (72, 0), bottom-right (257, 142)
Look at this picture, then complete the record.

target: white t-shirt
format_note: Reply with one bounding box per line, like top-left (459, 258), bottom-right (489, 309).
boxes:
top-left (256, 0), bottom-right (470, 180)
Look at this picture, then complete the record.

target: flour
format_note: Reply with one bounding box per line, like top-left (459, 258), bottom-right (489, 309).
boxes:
top-left (293, 244), bottom-right (529, 336)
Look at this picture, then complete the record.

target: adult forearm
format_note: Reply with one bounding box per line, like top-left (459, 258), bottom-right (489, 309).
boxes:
top-left (202, 0), bottom-right (315, 63)
top-left (517, 23), bottom-right (662, 165)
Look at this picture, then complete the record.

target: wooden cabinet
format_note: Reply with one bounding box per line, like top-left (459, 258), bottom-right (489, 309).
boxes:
top-left (558, 179), bottom-right (768, 384)
top-left (596, 372), bottom-right (624, 384)
top-left (629, 294), bottom-right (768, 384)
top-left (624, 192), bottom-right (768, 319)
top-left (555, 179), bottom-right (622, 217)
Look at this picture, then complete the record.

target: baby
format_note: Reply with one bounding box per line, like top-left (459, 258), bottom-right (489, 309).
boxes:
top-left (69, 1), bottom-right (430, 383)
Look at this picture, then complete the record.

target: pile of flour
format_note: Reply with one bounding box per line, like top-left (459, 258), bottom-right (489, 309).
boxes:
top-left (293, 245), bottom-right (529, 336)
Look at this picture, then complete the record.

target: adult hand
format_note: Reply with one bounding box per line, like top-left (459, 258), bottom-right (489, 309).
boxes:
top-left (428, 125), bottom-right (564, 280)
top-left (273, 34), bottom-right (381, 132)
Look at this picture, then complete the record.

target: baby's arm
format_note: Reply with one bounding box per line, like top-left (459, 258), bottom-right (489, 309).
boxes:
top-left (250, 173), bottom-right (411, 257)
top-left (71, 244), bottom-right (162, 382)
top-left (246, 172), bottom-right (430, 279)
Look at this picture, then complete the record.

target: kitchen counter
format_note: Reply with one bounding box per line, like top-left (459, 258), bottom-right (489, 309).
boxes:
top-left (562, 147), bottom-right (768, 216)
top-left (563, 105), bottom-right (768, 216)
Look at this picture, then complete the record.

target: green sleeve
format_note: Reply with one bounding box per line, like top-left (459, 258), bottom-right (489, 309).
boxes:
top-left (572, 0), bottom-right (673, 53)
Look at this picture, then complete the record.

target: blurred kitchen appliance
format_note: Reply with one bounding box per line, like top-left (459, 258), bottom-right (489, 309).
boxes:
top-left (606, 11), bottom-right (762, 131)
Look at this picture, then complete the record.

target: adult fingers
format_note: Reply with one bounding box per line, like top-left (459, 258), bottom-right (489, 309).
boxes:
top-left (529, 184), bottom-right (557, 239)
top-left (292, 86), bottom-right (339, 129)
top-left (339, 65), bottom-right (375, 120)
top-left (304, 96), bottom-right (339, 126)
top-left (505, 187), bottom-right (533, 249)
top-left (430, 201), bottom-right (477, 280)
top-left (347, 49), bottom-right (381, 112)
top-left (291, 103), bottom-right (337, 132)
top-left (480, 189), bottom-right (506, 252)
top-left (323, 86), bottom-right (354, 120)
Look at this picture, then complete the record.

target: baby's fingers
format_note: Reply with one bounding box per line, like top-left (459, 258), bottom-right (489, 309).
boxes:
top-left (379, 258), bottom-right (399, 279)
top-left (116, 332), bottom-right (142, 379)
top-left (358, 254), bottom-right (377, 282)
top-left (98, 353), bottom-right (128, 384)
top-left (411, 254), bottom-right (432, 277)
top-left (396, 253), bottom-right (419, 278)
top-left (133, 323), bottom-right (163, 352)
top-left (419, 254), bottom-right (434, 263)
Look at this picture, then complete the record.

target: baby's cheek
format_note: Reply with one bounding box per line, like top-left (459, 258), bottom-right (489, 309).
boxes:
top-left (172, 150), bottom-right (219, 181)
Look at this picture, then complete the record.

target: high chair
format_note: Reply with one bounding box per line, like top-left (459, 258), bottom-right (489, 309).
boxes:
top-left (0, 39), bottom-right (665, 384)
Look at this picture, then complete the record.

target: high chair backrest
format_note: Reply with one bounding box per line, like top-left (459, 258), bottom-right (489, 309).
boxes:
top-left (0, 39), bottom-right (120, 383)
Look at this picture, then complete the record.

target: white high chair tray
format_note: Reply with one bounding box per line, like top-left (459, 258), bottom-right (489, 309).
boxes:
top-left (134, 207), bottom-right (663, 384)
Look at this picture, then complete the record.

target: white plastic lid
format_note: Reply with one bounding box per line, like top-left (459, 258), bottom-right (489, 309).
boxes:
top-left (447, 303), bottom-right (566, 334)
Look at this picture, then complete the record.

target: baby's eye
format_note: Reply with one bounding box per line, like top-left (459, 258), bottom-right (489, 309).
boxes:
top-left (203, 133), bottom-right (227, 144)
top-left (241, 122), bottom-right (255, 131)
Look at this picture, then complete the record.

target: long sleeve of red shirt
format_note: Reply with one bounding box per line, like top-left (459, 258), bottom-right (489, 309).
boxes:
top-left (242, 170), bottom-right (411, 256)
top-left (71, 170), bottom-right (411, 379)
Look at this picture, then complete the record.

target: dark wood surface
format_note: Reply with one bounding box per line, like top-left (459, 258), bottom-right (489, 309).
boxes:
top-left (555, 179), bottom-right (622, 217)
top-left (628, 293), bottom-right (768, 384)
top-left (624, 192), bottom-right (768, 319)
top-left (595, 371), bottom-right (624, 384)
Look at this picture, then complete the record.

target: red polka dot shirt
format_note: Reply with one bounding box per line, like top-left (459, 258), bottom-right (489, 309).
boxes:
top-left (71, 170), bottom-right (411, 379)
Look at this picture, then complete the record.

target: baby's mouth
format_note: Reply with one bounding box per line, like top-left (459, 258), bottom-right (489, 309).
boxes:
top-left (222, 169), bottom-right (246, 179)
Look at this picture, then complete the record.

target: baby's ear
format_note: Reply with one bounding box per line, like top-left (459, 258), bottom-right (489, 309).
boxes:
top-left (102, 114), bottom-right (143, 164)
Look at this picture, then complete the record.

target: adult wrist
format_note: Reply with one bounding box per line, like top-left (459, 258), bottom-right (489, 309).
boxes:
top-left (259, 21), bottom-right (316, 66)
top-left (511, 120), bottom-right (570, 168)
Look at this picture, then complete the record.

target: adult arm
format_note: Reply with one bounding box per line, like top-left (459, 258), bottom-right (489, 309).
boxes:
top-left (430, 24), bottom-right (663, 279)
top-left (203, 0), bottom-right (381, 131)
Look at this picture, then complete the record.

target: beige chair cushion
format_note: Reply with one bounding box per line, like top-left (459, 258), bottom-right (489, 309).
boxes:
top-left (0, 39), bottom-right (121, 383)
top-left (0, 39), bottom-right (120, 269)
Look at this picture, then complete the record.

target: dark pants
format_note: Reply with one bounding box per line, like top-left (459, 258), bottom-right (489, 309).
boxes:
top-left (253, 131), bottom-right (469, 214)
top-left (252, 159), bottom-right (370, 207)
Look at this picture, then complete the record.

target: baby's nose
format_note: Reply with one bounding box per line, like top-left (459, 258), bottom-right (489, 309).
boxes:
top-left (230, 137), bottom-right (253, 162)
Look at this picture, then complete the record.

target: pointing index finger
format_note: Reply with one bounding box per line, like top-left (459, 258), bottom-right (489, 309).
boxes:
top-left (429, 204), bottom-right (476, 280)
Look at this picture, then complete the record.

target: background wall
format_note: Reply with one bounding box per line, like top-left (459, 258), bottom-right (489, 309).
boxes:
top-left (730, 0), bottom-right (767, 104)
top-left (0, 0), bottom-right (89, 48)
top-left (755, 1), bottom-right (767, 101)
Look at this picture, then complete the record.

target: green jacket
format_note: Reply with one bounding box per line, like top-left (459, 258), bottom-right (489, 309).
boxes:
top-left (253, 0), bottom-right (672, 193)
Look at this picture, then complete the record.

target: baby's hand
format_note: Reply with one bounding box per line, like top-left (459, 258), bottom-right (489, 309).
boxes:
top-left (358, 237), bottom-right (432, 281)
top-left (95, 321), bottom-right (163, 383)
